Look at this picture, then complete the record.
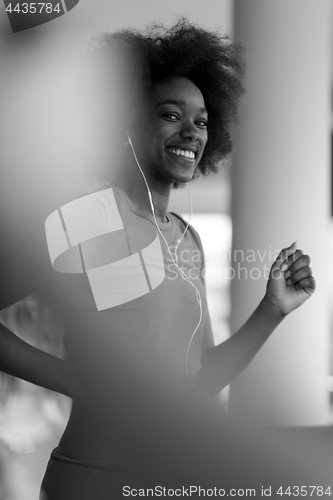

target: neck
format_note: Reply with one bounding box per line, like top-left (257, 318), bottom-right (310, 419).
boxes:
top-left (112, 159), bottom-right (173, 223)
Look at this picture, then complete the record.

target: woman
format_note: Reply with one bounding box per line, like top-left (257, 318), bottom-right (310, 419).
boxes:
top-left (0, 19), bottom-right (316, 499)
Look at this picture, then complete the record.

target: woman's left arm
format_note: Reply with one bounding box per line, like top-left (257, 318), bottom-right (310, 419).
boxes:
top-left (194, 241), bottom-right (316, 398)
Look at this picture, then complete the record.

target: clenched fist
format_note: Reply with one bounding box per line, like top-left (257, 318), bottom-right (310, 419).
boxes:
top-left (265, 241), bottom-right (316, 318)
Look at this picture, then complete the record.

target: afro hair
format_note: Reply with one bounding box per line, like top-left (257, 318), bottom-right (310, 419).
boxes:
top-left (89, 18), bottom-right (245, 183)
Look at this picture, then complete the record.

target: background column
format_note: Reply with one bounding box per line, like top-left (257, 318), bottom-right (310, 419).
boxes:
top-left (230, 0), bottom-right (332, 425)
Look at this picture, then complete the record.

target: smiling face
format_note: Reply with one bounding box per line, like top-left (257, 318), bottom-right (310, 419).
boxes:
top-left (130, 77), bottom-right (208, 187)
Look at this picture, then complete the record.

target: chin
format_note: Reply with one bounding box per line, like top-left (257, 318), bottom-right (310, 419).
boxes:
top-left (171, 177), bottom-right (191, 187)
top-left (172, 169), bottom-right (196, 184)
top-left (173, 180), bottom-right (189, 189)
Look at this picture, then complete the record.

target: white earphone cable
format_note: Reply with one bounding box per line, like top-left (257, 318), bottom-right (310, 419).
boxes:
top-left (126, 134), bottom-right (206, 395)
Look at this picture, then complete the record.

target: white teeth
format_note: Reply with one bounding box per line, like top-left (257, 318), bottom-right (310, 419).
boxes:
top-left (169, 148), bottom-right (195, 159)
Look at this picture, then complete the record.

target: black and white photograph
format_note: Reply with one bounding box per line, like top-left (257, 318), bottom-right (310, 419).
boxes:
top-left (0, 1), bottom-right (332, 498)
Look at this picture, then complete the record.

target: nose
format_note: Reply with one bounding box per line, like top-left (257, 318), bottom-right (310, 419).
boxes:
top-left (179, 121), bottom-right (200, 142)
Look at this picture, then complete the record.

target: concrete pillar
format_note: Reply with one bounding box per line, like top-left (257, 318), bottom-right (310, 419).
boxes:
top-left (230, 0), bottom-right (332, 425)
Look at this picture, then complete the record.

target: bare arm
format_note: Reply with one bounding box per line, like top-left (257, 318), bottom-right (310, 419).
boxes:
top-left (194, 242), bottom-right (315, 398)
top-left (0, 320), bottom-right (77, 399)
top-left (194, 296), bottom-right (283, 398)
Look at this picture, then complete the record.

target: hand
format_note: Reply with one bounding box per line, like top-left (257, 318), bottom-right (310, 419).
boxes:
top-left (265, 241), bottom-right (316, 318)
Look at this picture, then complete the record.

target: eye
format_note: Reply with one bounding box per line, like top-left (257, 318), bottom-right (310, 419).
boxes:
top-left (162, 112), bottom-right (179, 121)
top-left (196, 119), bottom-right (208, 128)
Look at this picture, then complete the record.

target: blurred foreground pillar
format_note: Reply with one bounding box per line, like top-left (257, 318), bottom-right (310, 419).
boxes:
top-left (230, 0), bottom-right (332, 425)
